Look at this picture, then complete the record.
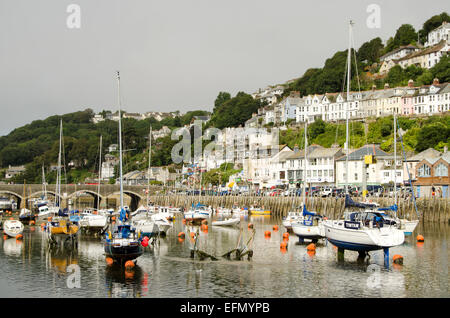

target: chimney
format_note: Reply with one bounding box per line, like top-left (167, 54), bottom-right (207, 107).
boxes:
top-left (408, 79), bottom-right (414, 88)
top-left (433, 78), bottom-right (440, 85)
top-left (444, 146), bottom-right (448, 154)
top-left (384, 83), bottom-right (390, 89)
top-left (372, 85), bottom-right (377, 91)
top-left (290, 91), bottom-right (300, 98)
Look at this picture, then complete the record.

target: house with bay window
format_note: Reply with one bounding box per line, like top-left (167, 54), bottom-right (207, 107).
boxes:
top-left (413, 151), bottom-right (450, 198)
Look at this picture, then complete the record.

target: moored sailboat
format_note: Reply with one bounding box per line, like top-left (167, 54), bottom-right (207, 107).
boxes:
top-left (104, 71), bottom-right (143, 264)
top-left (323, 21), bottom-right (404, 261)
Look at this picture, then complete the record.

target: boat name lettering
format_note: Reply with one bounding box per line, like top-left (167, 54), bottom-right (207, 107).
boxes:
top-left (344, 221), bottom-right (361, 229)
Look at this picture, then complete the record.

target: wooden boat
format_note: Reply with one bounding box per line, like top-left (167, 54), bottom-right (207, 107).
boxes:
top-left (47, 218), bottom-right (79, 235)
top-left (212, 218), bottom-right (240, 227)
top-left (3, 220), bottom-right (24, 237)
top-left (249, 206), bottom-right (271, 215)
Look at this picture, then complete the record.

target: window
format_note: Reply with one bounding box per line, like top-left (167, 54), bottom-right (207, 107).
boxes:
top-left (435, 163), bottom-right (448, 177)
top-left (418, 164), bottom-right (431, 177)
top-left (354, 173), bottom-right (358, 181)
top-left (384, 172), bottom-right (389, 177)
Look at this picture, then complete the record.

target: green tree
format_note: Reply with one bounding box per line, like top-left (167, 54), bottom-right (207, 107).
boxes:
top-left (214, 92), bottom-right (231, 112)
top-left (419, 12), bottom-right (450, 44)
top-left (430, 55), bottom-right (450, 83)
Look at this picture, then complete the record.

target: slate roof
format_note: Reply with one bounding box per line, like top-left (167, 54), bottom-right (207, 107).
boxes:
top-left (336, 144), bottom-right (389, 161)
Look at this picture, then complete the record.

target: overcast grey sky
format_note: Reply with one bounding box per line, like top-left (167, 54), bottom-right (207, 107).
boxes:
top-left (0, 0), bottom-right (448, 136)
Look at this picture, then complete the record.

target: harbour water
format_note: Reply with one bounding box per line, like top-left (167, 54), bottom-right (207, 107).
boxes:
top-left (0, 216), bottom-right (448, 298)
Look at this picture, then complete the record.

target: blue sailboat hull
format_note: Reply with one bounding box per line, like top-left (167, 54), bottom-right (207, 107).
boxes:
top-left (327, 238), bottom-right (384, 252)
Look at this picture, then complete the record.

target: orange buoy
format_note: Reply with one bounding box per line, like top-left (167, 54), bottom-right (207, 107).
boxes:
top-left (417, 235), bottom-right (424, 242)
top-left (124, 260), bottom-right (135, 270)
top-left (143, 236), bottom-right (149, 241)
top-left (40, 223), bottom-right (46, 228)
top-left (201, 219), bottom-right (208, 225)
top-left (182, 219), bottom-right (186, 224)
top-left (190, 232), bottom-right (196, 238)
top-left (178, 232), bottom-right (185, 238)
top-left (280, 241), bottom-right (288, 249)
top-left (273, 225), bottom-right (279, 231)
top-left (248, 223), bottom-right (254, 229)
top-left (141, 240), bottom-right (148, 247)
top-left (178, 237), bottom-right (185, 243)
top-left (306, 243), bottom-right (316, 251)
top-left (124, 270), bottom-right (135, 279)
top-left (47, 217), bottom-right (52, 221)
top-left (264, 231), bottom-right (271, 237)
top-left (201, 224), bottom-right (208, 231)
top-left (307, 250), bottom-right (316, 257)
top-left (15, 234), bottom-right (23, 240)
top-left (30, 220), bottom-right (35, 225)
top-left (283, 232), bottom-right (289, 239)
top-left (106, 257), bottom-right (114, 266)
top-left (111, 216), bottom-right (116, 221)
top-left (393, 254), bottom-right (404, 265)
top-left (3, 235), bottom-right (8, 240)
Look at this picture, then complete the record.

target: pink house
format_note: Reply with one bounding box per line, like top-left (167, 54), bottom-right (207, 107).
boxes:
top-left (401, 80), bottom-right (417, 115)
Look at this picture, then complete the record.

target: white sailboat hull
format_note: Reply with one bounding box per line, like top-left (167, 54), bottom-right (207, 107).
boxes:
top-left (79, 215), bottom-right (107, 229)
top-left (399, 219), bottom-right (419, 235)
top-left (292, 222), bottom-right (325, 240)
top-left (323, 220), bottom-right (405, 251)
top-left (150, 214), bottom-right (172, 233)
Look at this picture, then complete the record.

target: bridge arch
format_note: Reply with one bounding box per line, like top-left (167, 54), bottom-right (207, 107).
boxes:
top-left (68, 190), bottom-right (103, 209)
top-left (108, 191), bottom-right (143, 212)
top-left (0, 191), bottom-right (23, 209)
top-left (26, 191), bottom-right (63, 207)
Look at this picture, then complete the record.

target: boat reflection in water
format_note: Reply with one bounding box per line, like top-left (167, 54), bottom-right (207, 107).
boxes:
top-left (46, 247), bottom-right (79, 274)
top-left (2, 238), bottom-right (23, 257)
top-left (105, 264), bottom-right (145, 298)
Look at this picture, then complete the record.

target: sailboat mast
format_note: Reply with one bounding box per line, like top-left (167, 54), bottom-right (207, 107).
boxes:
top-left (394, 113), bottom-right (397, 206)
top-left (117, 71), bottom-right (124, 210)
top-left (147, 126), bottom-right (152, 206)
top-left (57, 120), bottom-right (63, 207)
top-left (42, 164), bottom-right (47, 199)
top-left (303, 121), bottom-right (308, 206)
top-left (345, 20), bottom-right (353, 195)
top-left (97, 135), bottom-right (102, 210)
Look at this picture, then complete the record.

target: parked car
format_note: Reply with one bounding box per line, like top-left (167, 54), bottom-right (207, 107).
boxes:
top-left (320, 188), bottom-right (333, 197)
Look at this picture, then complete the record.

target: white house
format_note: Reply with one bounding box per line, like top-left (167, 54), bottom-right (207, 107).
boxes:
top-left (380, 45), bottom-right (419, 62)
top-left (335, 144), bottom-right (391, 188)
top-left (425, 22), bottom-right (450, 47)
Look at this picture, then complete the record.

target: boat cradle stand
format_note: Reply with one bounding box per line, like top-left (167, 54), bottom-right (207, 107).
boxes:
top-left (337, 247), bottom-right (389, 268)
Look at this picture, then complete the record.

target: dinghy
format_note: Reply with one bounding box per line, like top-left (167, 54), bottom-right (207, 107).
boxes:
top-left (212, 218), bottom-right (240, 227)
top-left (3, 220), bottom-right (24, 238)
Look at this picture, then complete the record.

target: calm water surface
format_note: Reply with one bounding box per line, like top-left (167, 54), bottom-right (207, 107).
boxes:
top-left (0, 216), bottom-right (448, 298)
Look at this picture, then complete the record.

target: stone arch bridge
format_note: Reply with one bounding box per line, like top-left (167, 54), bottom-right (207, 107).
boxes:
top-left (0, 184), bottom-right (162, 211)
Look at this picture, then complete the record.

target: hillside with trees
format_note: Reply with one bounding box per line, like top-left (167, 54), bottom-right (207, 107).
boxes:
top-left (0, 108), bottom-right (210, 184)
top-left (281, 12), bottom-right (449, 97)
